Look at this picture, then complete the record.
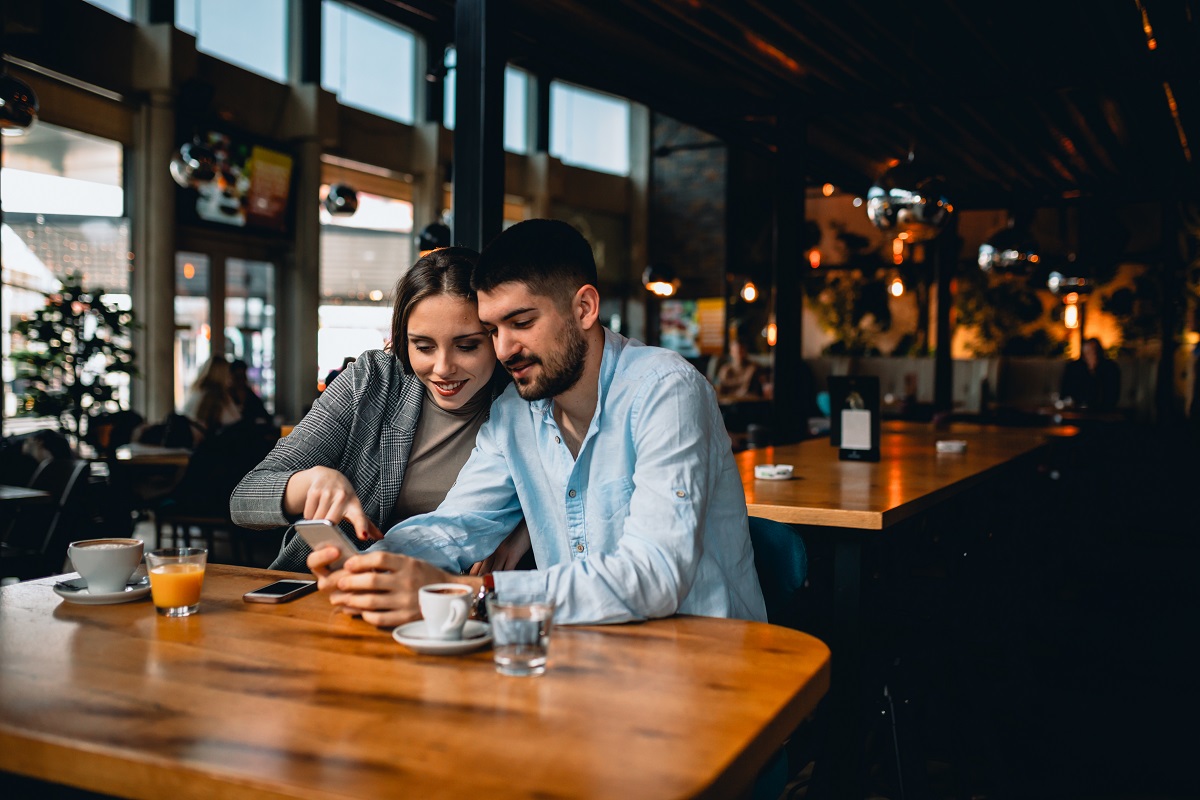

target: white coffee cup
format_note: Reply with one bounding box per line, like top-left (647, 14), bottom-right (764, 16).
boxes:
top-left (67, 538), bottom-right (144, 595)
top-left (418, 583), bottom-right (473, 641)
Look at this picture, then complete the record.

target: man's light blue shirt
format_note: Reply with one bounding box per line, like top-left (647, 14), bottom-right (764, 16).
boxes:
top-left (378, 328), bottom-right (766, 625)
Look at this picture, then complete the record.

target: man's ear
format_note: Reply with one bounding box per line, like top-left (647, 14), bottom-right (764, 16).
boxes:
top-left (574, 284), bottom-right (601, 330)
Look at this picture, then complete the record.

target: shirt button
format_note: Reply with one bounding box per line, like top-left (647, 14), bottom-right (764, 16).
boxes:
top-left (676, 490), bottom-right (686, 498)
top-left (555, 436), bottom-right (561, 444)
top-left (568, 489), bottom-right (576, 498)
top-left (576, 543), bottom-right (585, 553)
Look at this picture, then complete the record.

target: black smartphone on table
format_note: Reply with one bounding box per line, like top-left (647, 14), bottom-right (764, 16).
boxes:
top-left (293, 518), bottom-right (361, 571)
top-left (243, 579), bottom-right (318, 604)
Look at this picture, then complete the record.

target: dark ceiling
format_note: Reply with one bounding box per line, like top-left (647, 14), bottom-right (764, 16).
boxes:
top-left (379, 0), bottom-right (1200, 210)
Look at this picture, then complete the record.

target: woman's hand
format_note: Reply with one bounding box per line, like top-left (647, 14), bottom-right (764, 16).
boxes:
top-left (470, 523), bottom-right (531, 575)
top-left (307, 548), bottom-right (473, 628)
top-left (286, 466), bottom-right (383, 541)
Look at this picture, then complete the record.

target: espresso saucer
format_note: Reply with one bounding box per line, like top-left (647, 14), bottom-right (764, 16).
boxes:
top-left (392, 620), bottom-right (492, 655)
top-left (53, 567), bottom-right (151, 606)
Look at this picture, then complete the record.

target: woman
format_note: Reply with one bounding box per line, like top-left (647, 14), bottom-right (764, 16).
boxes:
top-left (182, 356), bottom-right (240, 445)
top-left (230, 247), bottom-right (526, 573)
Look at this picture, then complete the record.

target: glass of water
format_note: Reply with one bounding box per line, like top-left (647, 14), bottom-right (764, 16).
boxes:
top-left (487, 593), bottom-right (555, 677)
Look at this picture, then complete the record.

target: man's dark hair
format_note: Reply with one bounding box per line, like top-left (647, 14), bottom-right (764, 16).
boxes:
top-left (472, 219), bottom-right (598, 308)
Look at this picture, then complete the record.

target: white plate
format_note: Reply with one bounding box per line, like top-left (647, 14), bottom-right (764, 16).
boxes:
top-left (392, 620), bottom-right (492, 655)
top-left (53, 567), bottom-right (151, 606)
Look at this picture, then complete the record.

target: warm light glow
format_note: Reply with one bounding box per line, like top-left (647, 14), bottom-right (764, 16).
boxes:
top-left (897, 231), bottom-right (909, 240)
top-left (892, 237), bottom-right (904, 265)
top-left (1163, 82), bottom-right (1192, 161)
top-left (889, 276), bottom-right (905, 297)
top-left (1064, 292), bottom-right (1080, 304)
top-left (1186, 331), bottom-right (1200, 346)
top-left (766, 323), bottom-right (778, 347)
top-left (740, 282), bottom-right (758, 303)
top-left (1137, 0), bottom-right (1158, 49)
top-left (647, 281), bottom-right (677, 297)
top-left (183, 262), bottom-right (196, 280)
top-left (822, 183), bottom-right (835, 197)
top-left (369, 289), bottom-right (384, 301)
top-left (1064, 303), bottom-right (1079, 329)
top-left (808, 249), bottom-right (821, 269)
top-left (200, 323), bottom-right (211, 340)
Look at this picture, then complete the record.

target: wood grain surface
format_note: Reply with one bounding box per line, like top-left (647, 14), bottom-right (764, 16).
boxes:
top-left (0, 565), bottom-right (830, 800)
top-left (737, 421), bottom-right (1071, 529)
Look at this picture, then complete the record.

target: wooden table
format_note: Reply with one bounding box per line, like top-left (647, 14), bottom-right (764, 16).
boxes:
top-left (0, 485), bottom-right (51, 506)
top-left (736, 420), bottom-right (1071, 797)
top-left (0, 565), bottom-right (831, 800)
top-left (112, 443), bottom-right (192, 466)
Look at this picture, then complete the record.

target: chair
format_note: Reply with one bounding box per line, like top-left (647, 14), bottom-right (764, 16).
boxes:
top-left (747, 516), bottom-right (810, 800)
top-left (1, 459), bottom-right (92, 580)
top-left (748, 516), bottom-right (808, 631)
top-left (152, 420), bottom-right (277, 561)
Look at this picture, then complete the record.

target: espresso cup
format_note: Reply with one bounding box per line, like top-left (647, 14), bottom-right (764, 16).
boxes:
top-left (418, 583), bottom-right (473, 640)
top-left (67, 538), bottom-right (144, 595)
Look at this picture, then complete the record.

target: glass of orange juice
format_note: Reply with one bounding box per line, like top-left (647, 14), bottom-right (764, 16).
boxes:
top-left (145, 548), bottom-right (207, 617)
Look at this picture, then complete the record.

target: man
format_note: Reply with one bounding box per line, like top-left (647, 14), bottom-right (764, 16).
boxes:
top-left (309, 219), bottom-right (765, 625)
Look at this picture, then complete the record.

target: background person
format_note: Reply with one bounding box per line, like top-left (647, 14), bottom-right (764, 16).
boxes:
top-left (181, 356), bottom-right (240, 445)
top-left (230, 248), bottom-right (526, 573)
top-left (1061, 337), bottom-right (1121, 411)
top-left (229, 359), bottom-right (270, 423)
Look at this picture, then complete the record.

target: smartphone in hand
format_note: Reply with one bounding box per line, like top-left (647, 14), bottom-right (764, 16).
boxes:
top-left (294, 519), bottom-right (361, 571)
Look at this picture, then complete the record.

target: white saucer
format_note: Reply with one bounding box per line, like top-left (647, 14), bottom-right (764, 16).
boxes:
top-left (392, 620), bottom-right (492, 655)
top-left (53, 567), bottom-right (151, 606)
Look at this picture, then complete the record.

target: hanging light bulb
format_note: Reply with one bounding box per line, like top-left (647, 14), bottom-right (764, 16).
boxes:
top-left (740, 281), bottom-right (758, 302)
top-left (322, 183), bottom-right (359, 216)
top-left (979, 217), bottom-right (1041, 276)
top-left (642, 264), bottom-right (679, 297)
top-left (1063, 301), bottom-right (1080, 329)
top-left (169, 139), bottom-right (218, 189)
top-left (866, 154), bottom-right (953, 243)
top-left (889, 276), bottom-right (905, 297)
top-left (0, 73), bottom-right (39, 136)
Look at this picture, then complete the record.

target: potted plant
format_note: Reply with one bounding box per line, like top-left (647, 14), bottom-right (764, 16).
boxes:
top-left (9, 272), bottom-right (139, 445)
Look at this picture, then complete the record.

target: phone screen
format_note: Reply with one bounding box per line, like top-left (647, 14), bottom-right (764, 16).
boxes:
top-left (251, 580), bottom-right (313, 596)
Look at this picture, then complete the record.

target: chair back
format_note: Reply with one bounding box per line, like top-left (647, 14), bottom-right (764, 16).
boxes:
top-left (748, 516), bottom-right (808, 630)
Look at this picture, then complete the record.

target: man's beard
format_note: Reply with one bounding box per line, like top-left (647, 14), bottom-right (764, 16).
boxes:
top-left (506, 321), bottom-right (588, 401)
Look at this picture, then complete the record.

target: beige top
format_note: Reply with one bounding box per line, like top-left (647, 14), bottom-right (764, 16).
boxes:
top-left (388, 385), bottom-right (491, 526)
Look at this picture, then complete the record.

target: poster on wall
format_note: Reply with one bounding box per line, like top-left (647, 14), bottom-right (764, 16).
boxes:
top-left (696, 298), bottom-right (726, 356)
top-left (175, 130), bottom-right (294, 235)
top-left (660, 300), bottom-right (700, 358)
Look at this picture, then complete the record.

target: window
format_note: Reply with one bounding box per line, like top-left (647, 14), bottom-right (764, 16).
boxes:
top-left (319, 181), bottom-right (413, 388)
top-left (551, 82), bottom-right (630, 176)
top-left (442, 48), bottom-right (530, 154)
top-left (322, 1), bottom-right (417, 124)
top-left (2, 122), bottom-right (131, 428)
top-left (83, 0), bottom-right (132, 20)
top-left (176, 0), bottom-right (288, 83)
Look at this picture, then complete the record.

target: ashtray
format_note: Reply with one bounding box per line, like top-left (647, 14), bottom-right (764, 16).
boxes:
top-left (935, 440), bottom-right (967, 454)
top-left (754, 464), bottom-right (795, 480)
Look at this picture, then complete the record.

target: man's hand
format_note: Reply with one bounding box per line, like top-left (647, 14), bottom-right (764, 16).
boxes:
top-left (470, 524), bottom-right (531, 575)
top-left (294, 466), bottom-right (383, 541)
top-left (307, 547), bottom-right (481, 628)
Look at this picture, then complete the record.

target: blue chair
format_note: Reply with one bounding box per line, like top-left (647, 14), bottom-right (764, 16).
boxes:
top-left (748, 516), bottom-right (810, 800)
top-left (748, 516), bottom-right (808, 631)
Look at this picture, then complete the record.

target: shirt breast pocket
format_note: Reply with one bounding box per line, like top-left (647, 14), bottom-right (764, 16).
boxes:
top-left (590, 477), bottom-right (634, 522)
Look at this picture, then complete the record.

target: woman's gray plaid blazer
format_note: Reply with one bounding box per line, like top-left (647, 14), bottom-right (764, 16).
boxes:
top-left (229, 349), bottom-right (506, 573)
